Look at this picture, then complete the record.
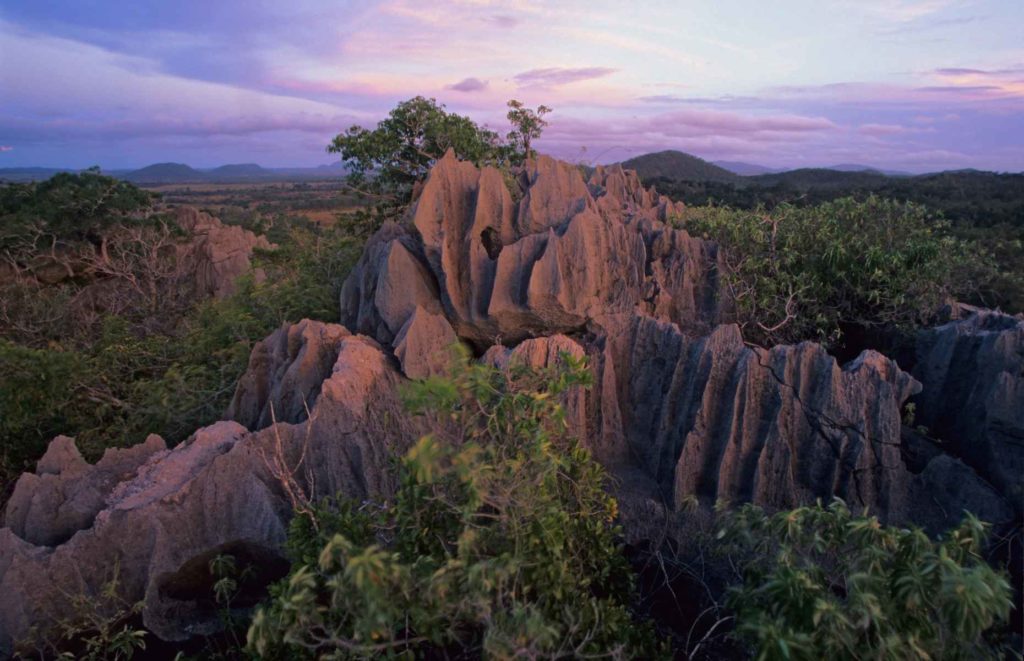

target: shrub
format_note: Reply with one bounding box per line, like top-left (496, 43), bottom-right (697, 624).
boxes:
top-left (681, 197), bottom-right (987, 347)
top-left (0, 215), bottom-right (359, 494)
top-left (247, 352), bottom-right (664, 659)
top-left (717, 499), bottom-right (1013, 660)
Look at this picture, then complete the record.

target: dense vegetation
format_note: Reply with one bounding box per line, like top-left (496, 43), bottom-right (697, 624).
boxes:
top-left (679, 197), bottom-right (986, 348)
top-left (650, 167), bottom-right (1024, 313)
top-left (0, 171), bottom-right (362, 497)
top-left (720, 501), bottom-right (1013, 660)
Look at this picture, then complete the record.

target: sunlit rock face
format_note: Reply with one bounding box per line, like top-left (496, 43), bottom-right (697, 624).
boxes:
top-left (0, 153), bottom-right (1016, 653)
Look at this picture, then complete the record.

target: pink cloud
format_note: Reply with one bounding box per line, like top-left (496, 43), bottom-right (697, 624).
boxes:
top-left (0, 146), bottom-right (13, 152)
top-left (514, 67), bottom-right (617, 87)
top-left (859, 123), bottom-right (909, 135)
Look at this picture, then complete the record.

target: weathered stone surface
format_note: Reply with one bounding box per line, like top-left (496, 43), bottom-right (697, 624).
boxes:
top-left (393, 305), bottom-right (459, 379)
top-left (175, 206), bottom-right (273, 298)
top-left (340, 222), bottom-right (441, 344)
top-left (347, 150), bottom-right (726, 346)
top-left (912, 308), bottom-right (1024, 508)
top-left (227, 319), bottom-right (350, 430)
top-left (587, 314), bottom-right (1011, 532)
top-left (4, 435), bottom-right (166, 547)
top-left (0, 336), bottom-right (419, 653)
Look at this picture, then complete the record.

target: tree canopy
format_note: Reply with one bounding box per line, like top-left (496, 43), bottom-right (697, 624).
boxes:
top-left (327, 96), bottom-right (553, 222)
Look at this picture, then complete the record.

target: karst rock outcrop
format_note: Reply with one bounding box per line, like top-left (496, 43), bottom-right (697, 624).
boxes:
top-left (174, 206), bottom-right (273, 298)
top-left (1, 151), bottom-right (1020, 654)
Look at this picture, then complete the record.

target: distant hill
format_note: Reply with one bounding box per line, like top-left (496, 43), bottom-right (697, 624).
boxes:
top-left (825, 164), bottom-right (913, 177)
top-left (124, 163), bottom-right (209, 184)
top-left (747, 168), bottom-right (892, 190)
top-left (207, 163), bottom-right (269, 179)
top-left (713, 160), bottom-right (778, 176)
top-left (620, 150), bottom-right (741, 183)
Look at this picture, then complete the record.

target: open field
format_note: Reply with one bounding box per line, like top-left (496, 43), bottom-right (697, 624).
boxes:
top-left (145, 179), bottom-right (362, 227)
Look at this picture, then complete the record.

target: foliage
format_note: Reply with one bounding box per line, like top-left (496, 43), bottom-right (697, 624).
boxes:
top-left (20, 566), bottom-right (148, 660)
top-left (0, 169), bottom-right (156, 252)
top-left (717, 500), bottom-right (1013, 661)
top-left (328, 96), bottom-right (504, 219)
top-left (505, 100), bottom-right (552, 164)
top-left (681, 197), bottom-right (987, 347)
top-left (248, 353), bottom-right (664, 659)
top-left (327, 96), bottom-right (553, 226)
top-left (0, 211), bottom-right (359, 495)
top-left (648, 169), bottom-right (1024, 315)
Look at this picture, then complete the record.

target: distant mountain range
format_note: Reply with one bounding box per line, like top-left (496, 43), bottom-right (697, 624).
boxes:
top-left (2, 151), bottom-right (1017, 187)
top-left (0, 162), bottom-right (348, 184)
top-left (615, 150), bottom-right (1017, 187)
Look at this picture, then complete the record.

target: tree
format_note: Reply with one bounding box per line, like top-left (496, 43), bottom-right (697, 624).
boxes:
top-left (327, 97), bottom-right (503, 220)
top-left (506, 99), bottom-right (552, 163)
top-left (0, 169), bottom-right (155, 261)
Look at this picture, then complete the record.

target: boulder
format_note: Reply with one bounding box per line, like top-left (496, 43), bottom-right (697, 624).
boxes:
top-left (393, 305), bottom-right (460, 380)
top-left (347, 150), bottom-right (726, 346)
top-left (4, 435), bottom-right (166, 547)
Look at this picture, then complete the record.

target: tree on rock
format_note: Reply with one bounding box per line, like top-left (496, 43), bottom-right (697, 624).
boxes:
top-left (328, 97), bottom-right (503, 221)
top-left (506, 99), bottom-right (552, 164)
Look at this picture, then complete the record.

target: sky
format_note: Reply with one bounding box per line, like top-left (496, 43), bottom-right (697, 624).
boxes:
top-left (1, 0), bottom-right (1023, 172)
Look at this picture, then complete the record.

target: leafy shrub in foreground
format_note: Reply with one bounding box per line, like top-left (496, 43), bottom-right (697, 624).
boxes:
top-left (247, 353), bottom-right (664, 659)
top-left (718, 500), bottom-right (1013, 660)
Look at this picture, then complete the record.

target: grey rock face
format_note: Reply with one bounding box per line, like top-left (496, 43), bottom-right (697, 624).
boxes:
top-left (393, 305), bottom-right (460, 380)
top-left (343, 150), bottom-right (727, 346)
top-left (0, 336), bottom-right (419, 653)
top-left (226, 319), bottom-right (350, 430)
top-left (4, 435), bottom-right (167, 547)
top-left (912, 308), bottom-right (1024, 509)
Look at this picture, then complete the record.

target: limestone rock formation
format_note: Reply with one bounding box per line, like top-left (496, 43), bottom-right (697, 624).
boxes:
top-left (1, 153), bottom-right (1018, 653)
top-left (341, 151), bottom-right (726, 346)
top-left (227, 319), bottom-right (350, 430)
top-left (175, 206), bottom-right (273, 298)
top-left (0, 335), bottom-right (417, 653)
top-left (4, 435), bottom-right (166, 547)
top-left (912, 307), bottom-right (1024, 508)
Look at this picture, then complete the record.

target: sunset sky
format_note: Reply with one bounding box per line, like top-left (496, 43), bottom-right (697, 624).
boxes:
top-left (1, 0), bottom-right (1022, 172)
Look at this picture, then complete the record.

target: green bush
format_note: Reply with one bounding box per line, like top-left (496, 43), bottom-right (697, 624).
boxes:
top-left (0, 216), bottom-right (359, 493)
top-left (717, 500), bottom-right (1013, 660)
top-left (247, 353), bottom-right (664, 659)
top-left (0, 169), bottom-right (156, 252)
top-left (682, 197), bottom-right (987, 347)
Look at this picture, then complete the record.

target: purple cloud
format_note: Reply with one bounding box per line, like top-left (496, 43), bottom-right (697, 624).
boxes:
top-left (0, 146), bottom-right (13, 152)
top-left (486, 15), bottom-right (520, 29)
top-left (514, 67), bottom-right (616, 87)
top-left (447, 77), bottom-right (488, 93)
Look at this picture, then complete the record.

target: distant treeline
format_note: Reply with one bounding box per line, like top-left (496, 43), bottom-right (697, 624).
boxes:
top-left (649, 169), bottom-right (1024, 228)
